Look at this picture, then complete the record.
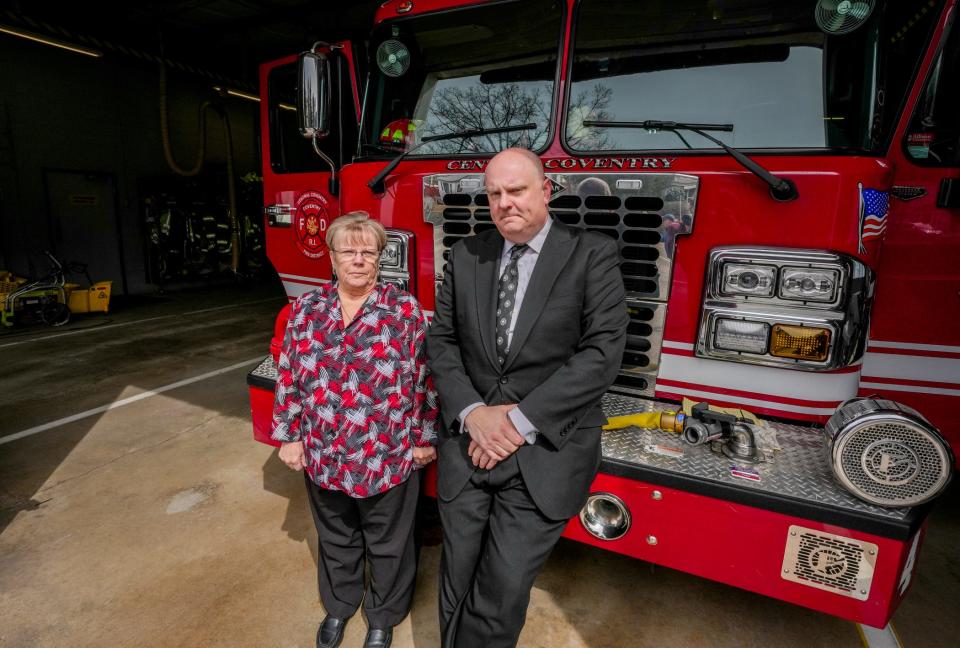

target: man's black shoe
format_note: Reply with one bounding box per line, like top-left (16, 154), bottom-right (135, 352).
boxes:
top-left (363, 627), bottom-right (393, 648)
top-left (316, 616), bottom-right (347, 648)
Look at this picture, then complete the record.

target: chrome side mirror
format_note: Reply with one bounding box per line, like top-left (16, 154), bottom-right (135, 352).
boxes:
top-left (297, 51), bottom-right (331, 140)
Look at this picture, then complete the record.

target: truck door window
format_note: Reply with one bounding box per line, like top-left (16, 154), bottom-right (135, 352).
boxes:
top-left (360, 0), bottom-right (563, 156)
top-left (268, 58), bottom-right (358, 174)
top-left (566, 0), bottom-right (944, 153)
top-left (904, 16), bottom-right (959, 166)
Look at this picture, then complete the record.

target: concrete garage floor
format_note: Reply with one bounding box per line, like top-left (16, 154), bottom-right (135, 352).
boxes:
top-left (1, 280), bottom-right (958, 648)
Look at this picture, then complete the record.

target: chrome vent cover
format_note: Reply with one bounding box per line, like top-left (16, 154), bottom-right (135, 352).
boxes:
top-left (782, 525), bottom-right (877, 600)
top-left (824, 397), bottom-right (954, 507)
top-left (423, 172), bottom-right (699, 396)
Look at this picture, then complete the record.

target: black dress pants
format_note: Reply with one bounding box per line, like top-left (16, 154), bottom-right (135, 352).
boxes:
top-left (438, 454), bottom-right (568, 648)
top-left (305, 472), bottom-right (420, 628)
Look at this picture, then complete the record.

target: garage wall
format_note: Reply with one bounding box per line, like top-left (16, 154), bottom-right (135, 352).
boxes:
top-left (0, 36), bottom-right (260, 294)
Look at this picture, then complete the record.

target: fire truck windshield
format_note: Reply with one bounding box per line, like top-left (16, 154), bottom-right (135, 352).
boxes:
top-left (567, 0), bottom-right (946, 154)
top-left (360, 0), bottom-right (563, 157)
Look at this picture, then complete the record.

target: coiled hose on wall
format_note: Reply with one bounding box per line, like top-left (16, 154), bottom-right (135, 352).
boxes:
top-left (158, 62), bottom-right (240, 274)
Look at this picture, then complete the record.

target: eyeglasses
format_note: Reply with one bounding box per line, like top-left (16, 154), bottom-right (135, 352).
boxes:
top-left (333, 248), bottom-right (381, 262)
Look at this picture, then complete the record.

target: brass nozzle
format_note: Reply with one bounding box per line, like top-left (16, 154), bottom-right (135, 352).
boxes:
top-left (658, 411), bottom-right (683, 434)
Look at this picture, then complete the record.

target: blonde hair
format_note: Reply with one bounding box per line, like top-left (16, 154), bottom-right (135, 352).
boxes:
top-left (326, 211), bottom-right (387, 252)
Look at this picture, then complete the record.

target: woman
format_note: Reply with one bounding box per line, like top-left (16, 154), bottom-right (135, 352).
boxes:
top-left (272, 211), bottom-right (438, 648)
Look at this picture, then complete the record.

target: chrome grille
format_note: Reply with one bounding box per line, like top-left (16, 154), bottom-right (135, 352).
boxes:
top-left (617, 298), bottom-right (666, 394)
top-left (424, 172), bottom-right (700, 396)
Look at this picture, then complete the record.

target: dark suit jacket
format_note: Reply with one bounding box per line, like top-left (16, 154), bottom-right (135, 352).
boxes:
top-left (427, 218), bottom-right (628, 520)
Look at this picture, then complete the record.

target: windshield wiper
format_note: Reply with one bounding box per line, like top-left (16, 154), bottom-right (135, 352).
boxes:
top-left (583, 120), bottom-right (798, 202)
top-left (367, 123), bottom-right (537, 194)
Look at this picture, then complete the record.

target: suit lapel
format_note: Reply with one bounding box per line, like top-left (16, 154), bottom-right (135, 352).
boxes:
top-left (504, 222), bottom-right (575, 369)
top-left (475, 232), bottom-right (503, 370)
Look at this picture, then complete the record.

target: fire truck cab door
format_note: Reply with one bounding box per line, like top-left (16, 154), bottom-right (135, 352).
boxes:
top-left (259, 44), bottom-right (360, 297)
top-left (869, 16), bottom-right (960, 449)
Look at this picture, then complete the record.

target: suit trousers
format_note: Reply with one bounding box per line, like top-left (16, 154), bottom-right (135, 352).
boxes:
top-left (305, 472), bottom-right (420, 628)
top-left (438, 454), bottom-right (568, 648)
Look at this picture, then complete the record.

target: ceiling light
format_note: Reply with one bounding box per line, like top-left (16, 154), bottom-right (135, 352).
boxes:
top-left (0, 24), bottom-right (102, 58)
top-left (213, 86), bottom-right (295, 111)
top-left (213, 86), bottom-right (259, 102)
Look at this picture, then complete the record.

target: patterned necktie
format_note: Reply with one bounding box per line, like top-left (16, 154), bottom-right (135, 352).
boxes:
top-left (495, 244), bottom-right (529, 364)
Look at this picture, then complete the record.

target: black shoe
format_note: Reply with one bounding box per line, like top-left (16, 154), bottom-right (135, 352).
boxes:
top-left (316, 615), bottom-right (347, 648)
top-left (363, 627), bottom-right (393, 648)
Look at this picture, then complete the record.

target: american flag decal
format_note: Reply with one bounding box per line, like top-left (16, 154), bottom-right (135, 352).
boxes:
top-left (858, 184), bottom-right (889, 252)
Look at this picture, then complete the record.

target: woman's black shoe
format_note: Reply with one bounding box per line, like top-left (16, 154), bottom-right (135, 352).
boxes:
top-left (363, 627), bottom-right (393, 648)
top-left (316, 616), bottom-right (347, 648)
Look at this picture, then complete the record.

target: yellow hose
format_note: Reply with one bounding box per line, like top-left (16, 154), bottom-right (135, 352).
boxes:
top-left (603, 411), bottom-right (683, 433)
top-left (603, 400), bottom-right (760, 435)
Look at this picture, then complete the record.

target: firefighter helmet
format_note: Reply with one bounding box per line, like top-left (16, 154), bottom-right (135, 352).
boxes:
top-left (378, 118), bottom-right (420, 149)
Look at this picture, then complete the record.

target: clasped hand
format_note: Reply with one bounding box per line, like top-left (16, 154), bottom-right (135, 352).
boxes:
top-left (465, 404), bottom-right (524, 470)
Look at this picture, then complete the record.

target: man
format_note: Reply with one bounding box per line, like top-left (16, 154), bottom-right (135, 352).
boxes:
top-left (427, 148), bottom-right (627, 647)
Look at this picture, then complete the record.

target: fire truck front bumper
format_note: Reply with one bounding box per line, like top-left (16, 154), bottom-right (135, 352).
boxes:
top-left (566, 391), bottom-right (932, 628)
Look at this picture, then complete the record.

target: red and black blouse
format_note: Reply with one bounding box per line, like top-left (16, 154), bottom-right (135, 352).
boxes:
top-left (271, 282), bottom-right (438, 498)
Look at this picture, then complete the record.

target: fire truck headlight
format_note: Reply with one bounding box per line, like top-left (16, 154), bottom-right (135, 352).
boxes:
top-left (380, 236), bottom-right (406, 271)
top-left (714, 319), bottom-right (770, 354)
top-left (381, 229), bottom-right (414, 292)
top-left (720, 263), bottom-right (777, 297)
top-left (380, 276), bottom-right (409, 291)
top-left (698, 247), bottom-right (873, 371)
top-left (779, 267), bottom-right (840, 303)
top-left (580, 493), bottom-right (631, 541)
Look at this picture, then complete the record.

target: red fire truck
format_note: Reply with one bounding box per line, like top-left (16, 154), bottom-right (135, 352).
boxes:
top-left (247, 0), bottom-right (960, 629)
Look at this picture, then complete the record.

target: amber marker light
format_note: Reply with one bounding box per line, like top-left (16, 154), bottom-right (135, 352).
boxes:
top-left (769, 324), bottom-right (831, 361)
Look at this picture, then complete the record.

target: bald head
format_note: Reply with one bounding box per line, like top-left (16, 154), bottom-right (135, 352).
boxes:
top-left (487, 147), bottom-right (545, 181)
top-left (484, 148), bottom-right (551, 244)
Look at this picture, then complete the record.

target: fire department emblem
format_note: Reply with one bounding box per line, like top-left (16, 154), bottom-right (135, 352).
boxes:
top-left (809, 547), bottom-right (848, 578)
top-left (862, 439), bottom-right (919, 485)
top-left (295, 190), bottom-right (329, 259)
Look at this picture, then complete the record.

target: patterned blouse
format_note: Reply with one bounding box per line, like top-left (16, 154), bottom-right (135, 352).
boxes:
top-left (271, 281), bottom-right (438, 498)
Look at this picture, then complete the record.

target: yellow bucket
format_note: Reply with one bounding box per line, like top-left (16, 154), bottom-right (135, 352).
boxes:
top-left (69, 281), bottom-right (112, 314)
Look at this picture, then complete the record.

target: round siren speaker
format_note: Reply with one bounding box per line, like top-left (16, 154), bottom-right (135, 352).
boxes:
top-left (824, 398), bottom-right (954, 507)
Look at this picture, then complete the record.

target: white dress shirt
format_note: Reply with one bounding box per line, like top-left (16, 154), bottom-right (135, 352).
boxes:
top-left (459, 217), bottom-right (553, 444)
